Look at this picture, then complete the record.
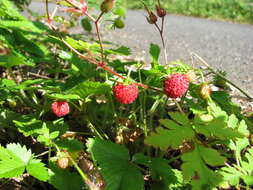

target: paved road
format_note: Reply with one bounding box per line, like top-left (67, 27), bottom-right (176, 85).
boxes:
top-left (103, 11), bottom-right (253, 96)
top-left (27, 2), bottom-right (253, 96)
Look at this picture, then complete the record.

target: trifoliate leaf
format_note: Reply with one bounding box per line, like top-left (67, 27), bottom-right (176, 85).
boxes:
top-left (0, 143), bottom-right (49, 181)
top-left (181, 144), bottom-right (224, 189)
top-left (145, 118), bottom-right (195, 149)
top-left (87, 138), bottom-right (144, 190)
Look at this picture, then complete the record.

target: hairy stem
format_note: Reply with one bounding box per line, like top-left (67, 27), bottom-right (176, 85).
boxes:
top-left (94, 12), bottom-right (105, 62)
top-left (154, 22), bottom-right (168, 64)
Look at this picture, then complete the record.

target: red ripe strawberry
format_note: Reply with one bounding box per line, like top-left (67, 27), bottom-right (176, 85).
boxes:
top-left (113, 83), bottom-right (138, 104)
top-left (52, 101), bottom-right (70, 117)
top-left (164, 74), bottom-right (189, 98)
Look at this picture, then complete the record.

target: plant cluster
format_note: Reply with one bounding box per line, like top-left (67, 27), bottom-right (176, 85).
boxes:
top-left (0, 0), bottom-right (253, 190)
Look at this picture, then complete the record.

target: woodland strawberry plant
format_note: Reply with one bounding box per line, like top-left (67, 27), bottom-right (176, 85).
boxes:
top-left (0, 0), bottom-right (253, 190)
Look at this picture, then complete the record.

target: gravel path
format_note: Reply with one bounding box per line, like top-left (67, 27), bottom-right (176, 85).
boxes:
top-left (26, 2), bottom-right (253, 96)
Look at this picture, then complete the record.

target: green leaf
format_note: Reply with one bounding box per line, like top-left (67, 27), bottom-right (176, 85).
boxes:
top-left (0, 146), bottom-right (26, 178)
top-left (55, 139), bottom-right (84, 152)
top-left (26, 159), bottom-right (49, 181)
top-left (133, 153), bottom-right (178, 186)
top-left (48, 162), bottom-right (84, 190)
top-left (149, 43), bottom-right (160, 67)
top-left (0, 108), bottom-right (21, 128)
top-left (0, 0), bottom-right (25, 20)
top-left (64, 37), bottom-right (93, 51)
top-left (69, 55), bottom-right (97, 79)
top-left (145, 118), bottom-right (195, 149)
top-left (198, 146), bottom-right (226, 166)
top-left (0, 143), bottom-right (49, 181)
top-left (87, 138), bottom-right (144, 190)
top-left (14, 117), bottom-right (68, 141)
top-left (6, 143), bottom-right (32, 164)
top-left (194, 116), bottom-right (244, 140)
top-left (208, 101), bottom-right (228, 121)
top-left (37, 123), bottom-right (60, 145)
top-left (0, 79), bottom-right (16, 88)
top-left (220, 147), bottom-right (253, 186)
top-left (219, 167), bottom-right (241, 186)
top-left (0, 54), bottom-right (34, 68)
top-left (238, 120), bottom-right (250, 136)
top-left (241, 175), bottom-right (253, 185)
top-left (227, 114), bottom-right (238, 129)
top-left (0, 20), bottom-right (45, 33)
top-left (228, 119), bottom-right (250, 161)
top-left (14, 116), bottom-right (44, 136)
top-left (211, 91), bottom-right (242, 116)
top-left (168, 112), bottom-right (190, 125)
top-left (113, 7), bottom-right (126, 17)
top-left (181, 144), bottom-right (224, 189)
top-left (107, 46), bottom-right (131, 56)
top-left (47, 93), bottom-right (81, 100)
top-left (59, 51), bottom-right (72, 60)
top-left (242, 148), bottom-right (253, 175)
top-left (70, 81), bottom-right (111, 98)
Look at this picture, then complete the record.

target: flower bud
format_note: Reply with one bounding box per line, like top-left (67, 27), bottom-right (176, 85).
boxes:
top-left (156, 5), bottom-right (166, 17)
top-left (199, 83), bottom-right (211, 99)
top-left (146, 11), bottom-right (157, 24)
top-left (100, 0), bottom-right (114, 13)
